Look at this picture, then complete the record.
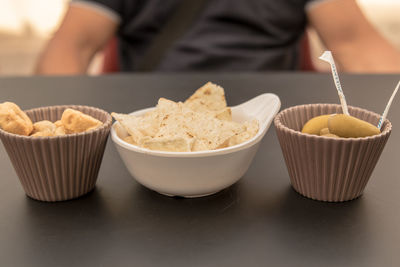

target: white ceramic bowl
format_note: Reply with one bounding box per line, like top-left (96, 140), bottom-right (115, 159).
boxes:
top-left (111, 93), bottom-right (281, 197)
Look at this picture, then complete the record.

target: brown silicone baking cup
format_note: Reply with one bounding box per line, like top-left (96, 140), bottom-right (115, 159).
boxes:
top-left (274, 104), bottom-right (392, 202)
top-left (0, 105), bottom-right (112, 202)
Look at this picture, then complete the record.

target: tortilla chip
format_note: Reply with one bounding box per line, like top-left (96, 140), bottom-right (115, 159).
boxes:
top-left (191, 139), bottom-right (209, 152)
top-left (182, 108), bottom-right (245, 150)
top-left (213, 107), bottom-right (232, 121)
top-left (141, 136), bottom-right (191, 152)
top-left (153, 98), bottom-right (245, 151)
top-left (111, 112), bottom-right (144, 144)
top-left (184, 82), bottom-right (228, 113)
top-left (123, 135), bottom-right (136, 145)
top-left (228, 119), bottom-right (259, 146)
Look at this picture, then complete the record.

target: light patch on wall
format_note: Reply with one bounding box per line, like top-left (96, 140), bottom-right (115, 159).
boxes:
top-left (0, 0), bottom-right (25, 34)
top-left (357, 0), bottom-right (400, 48)
top-left (0, 0), bottom-right (68, 36)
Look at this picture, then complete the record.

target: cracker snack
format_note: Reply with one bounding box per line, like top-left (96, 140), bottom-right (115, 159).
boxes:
top-left (112, 82), bottom-right (259, 152)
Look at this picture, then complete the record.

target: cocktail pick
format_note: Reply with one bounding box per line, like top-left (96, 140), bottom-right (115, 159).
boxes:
top-left (377, 80), bottom-right (400, 130)
top-left (319, 51), bottom-right (350, 115)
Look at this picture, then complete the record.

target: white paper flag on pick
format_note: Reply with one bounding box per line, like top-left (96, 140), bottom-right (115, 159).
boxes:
top-left (377, 80), bottom-right (400, 130)
top-left (319, 51), bottom-right (349, 115)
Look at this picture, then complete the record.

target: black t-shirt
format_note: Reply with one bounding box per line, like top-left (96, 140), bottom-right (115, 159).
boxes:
top-left (73, 0), bottom-right (317, 71)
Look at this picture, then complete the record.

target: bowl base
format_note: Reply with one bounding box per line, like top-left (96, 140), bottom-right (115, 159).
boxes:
top-left (156, 190), bottom-right (220, 198)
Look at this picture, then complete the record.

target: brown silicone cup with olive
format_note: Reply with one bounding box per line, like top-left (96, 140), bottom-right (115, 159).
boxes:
top-left (274, 103), bottom-right (392, 202)
top-left (0, 105), bottom-right (112, 202)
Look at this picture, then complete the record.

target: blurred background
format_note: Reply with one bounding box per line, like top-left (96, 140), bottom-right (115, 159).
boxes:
top-left (0, 0), bottom-right (399, 76)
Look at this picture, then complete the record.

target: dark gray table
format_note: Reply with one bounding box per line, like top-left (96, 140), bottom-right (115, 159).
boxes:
top-left (1, 73), bottom-right (399, 267)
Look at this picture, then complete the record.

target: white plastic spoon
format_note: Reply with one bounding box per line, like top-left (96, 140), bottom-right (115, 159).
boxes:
top-left (319, 51), bottom-right (350, 115)
top-left (377, 80), bottom-right (400, 130)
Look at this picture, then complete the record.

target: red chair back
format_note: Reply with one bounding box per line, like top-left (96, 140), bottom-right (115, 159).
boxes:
top-left (101, 37), bottom-right (119, 73)
top-left (299, 32), bottom-right (316, 71)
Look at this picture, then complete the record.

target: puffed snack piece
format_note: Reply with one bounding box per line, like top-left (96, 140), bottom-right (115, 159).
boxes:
top-left (31, 120), bottom-right (56, 137)
top-left (0, 102), bottom-right (33, 136)
top-left (61, 108), bottom-right (102, 133)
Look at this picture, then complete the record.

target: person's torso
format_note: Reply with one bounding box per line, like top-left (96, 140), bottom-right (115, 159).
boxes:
top-left (116, 0), bottom-right (310, 71)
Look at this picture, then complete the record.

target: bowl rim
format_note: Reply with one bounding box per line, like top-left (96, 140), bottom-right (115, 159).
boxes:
top-left (274, 103), bottom-right (392, 141)
top-left (0, 104), bottom-right (112, 140)
top-left (111, 107), bottom-right (270, 158)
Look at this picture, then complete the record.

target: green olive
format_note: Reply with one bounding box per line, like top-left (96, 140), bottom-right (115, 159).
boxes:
top-left (301, 115), bottom-right (332, 135)
top-left (328, 114), bottom-right (380, 138)
top-left (321, 133), bottom-right (339, 138)
top-left (319, 127), bottom-right (330, 135)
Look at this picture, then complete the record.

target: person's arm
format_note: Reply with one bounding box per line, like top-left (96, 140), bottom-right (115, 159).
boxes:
top-left (307, 0), bottom-right (400, 73)
top-left (35, 4), bottom-right (118, 75)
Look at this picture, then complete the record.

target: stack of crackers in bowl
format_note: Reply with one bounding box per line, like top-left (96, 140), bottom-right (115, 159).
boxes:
top-left (112, 82), bottom-right (259, 152)
top-left (111, 82), bottom-right (280, 197)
